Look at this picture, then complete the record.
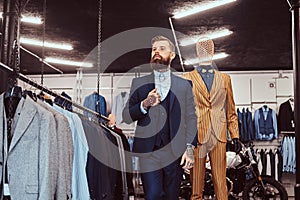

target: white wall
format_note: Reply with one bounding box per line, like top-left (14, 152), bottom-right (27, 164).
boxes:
top-left (20, 70), bottom-right (294, 116)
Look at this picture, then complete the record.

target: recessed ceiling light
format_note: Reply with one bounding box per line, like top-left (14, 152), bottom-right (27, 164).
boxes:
top-left (0, 12), bottom-right (42, 25)
top-left (184, 52), bottom-right (229, 65)
top-left (173, 0), bottom-right (237, 19)
top-left (20, 38), bottom-right (73, 50)
top-left (180, 29), bottom-right (233, 46)
top-left (45, 57), bottom-right (94, 68)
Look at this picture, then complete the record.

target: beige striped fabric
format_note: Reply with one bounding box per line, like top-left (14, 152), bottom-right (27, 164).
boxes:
top-left (182, 69), bottom-right (239, 200)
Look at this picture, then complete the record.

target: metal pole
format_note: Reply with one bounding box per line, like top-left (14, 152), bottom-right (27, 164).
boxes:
top-left (291, 0), bottom-right (300, 199)
top-left (0, 0), bottom-right (21, 92)
top-left (169, 17), bottom-right (185, 72)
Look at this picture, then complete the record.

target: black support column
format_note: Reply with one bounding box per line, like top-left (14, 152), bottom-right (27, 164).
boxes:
top-left (0, 0), bottom-right (21, 93)
top-left (291, 0), bottom-right (300, 199)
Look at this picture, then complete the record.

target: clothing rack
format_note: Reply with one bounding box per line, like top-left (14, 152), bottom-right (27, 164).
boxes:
top-left (0, 62), bottom-right (109, 122)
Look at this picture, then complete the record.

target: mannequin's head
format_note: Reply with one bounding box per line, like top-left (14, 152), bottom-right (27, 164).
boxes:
top-left (196, 37), bottom-right (214, 65)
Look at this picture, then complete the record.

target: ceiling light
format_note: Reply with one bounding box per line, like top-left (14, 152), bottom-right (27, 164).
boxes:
top-left (0, 12), bottom-right (42, 25)
top-left (184, 52), bottom-right (229, 65)
top-left (20, 38), bottom-right (73, 50)
top-left (45, 57), bottom-right (94, 68)
top-left (20, 15), bottom-right (42, 24)
top-left (180, 29), bottom-right (233, 46)
top-left (173, 0), bottom-right (237, 19)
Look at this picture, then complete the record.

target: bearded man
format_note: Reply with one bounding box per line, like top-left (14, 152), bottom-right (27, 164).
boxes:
top-left (122, 35), bottom-right (198, 200)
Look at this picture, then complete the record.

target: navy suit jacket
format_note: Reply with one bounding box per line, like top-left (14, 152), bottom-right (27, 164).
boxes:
top-left (122, 72), bottom-right (197, 158)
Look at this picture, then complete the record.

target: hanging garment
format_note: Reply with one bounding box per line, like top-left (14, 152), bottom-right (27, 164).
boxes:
top-left (112, 92), bottom-right (129, 126)
top-left (37, 100), bottom-right (74, 200)
top-left (254, 106), bottom-right (278, 140)
top-left (83, 92), bottom-right (107, 122)
top-left (0, 94), bottom-right (58, 200)
top-left (111, 92), bottom-right (136, 130)
top-left (79, 115), bottom-right (125, 200)
top-left (237, 108), bottom-right (245, 141)
top-left (278, 100), bottom-right (295, 133)
top-left (246, 108), bottom-right (255, 140)
top-left (53, 104), bottom-right (90, 200)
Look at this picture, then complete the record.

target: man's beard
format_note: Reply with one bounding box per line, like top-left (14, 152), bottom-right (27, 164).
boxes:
top-left (150, 54), bottom-right (171, 71)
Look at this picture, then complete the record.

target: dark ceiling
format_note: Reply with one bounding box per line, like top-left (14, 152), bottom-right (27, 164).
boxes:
top-left (1, 0), bottom-right (293, 75)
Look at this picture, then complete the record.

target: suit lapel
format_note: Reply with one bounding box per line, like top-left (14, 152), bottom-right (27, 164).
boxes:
top-left (169, 73), bottom-right (176, 110)
top-left (9, 97), bottom-right (37, 152)
top-left (190, 69), bottom-right (210, 101)
top-left (210, 70), bottom-right (222, 98)
top-left (146, 73), bottom-right (155, 92)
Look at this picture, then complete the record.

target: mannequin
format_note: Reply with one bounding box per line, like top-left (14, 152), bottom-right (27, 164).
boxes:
top-left (182, 37), bottom-right (240, 200)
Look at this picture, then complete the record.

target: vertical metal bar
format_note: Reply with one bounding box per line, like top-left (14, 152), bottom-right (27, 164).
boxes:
top-left (291, 0), bottom-right (300, 198)
top-left (168, 17), bottom-right (185, 72)
top-left (0, 0), bottom-right (17, 92)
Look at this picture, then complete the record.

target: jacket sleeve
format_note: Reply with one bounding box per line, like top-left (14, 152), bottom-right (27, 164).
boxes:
top-left (122, 78), bottom-right (147, 124)
top-left (184, 80), bottom-right (198, 147)
top-left (225, 74), bottom-right (239, 139)
top-left (38, 110), bottom-right (58, 200)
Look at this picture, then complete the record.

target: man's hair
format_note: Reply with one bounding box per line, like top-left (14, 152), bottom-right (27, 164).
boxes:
top-left (151, 35), bottom-right (175, 52)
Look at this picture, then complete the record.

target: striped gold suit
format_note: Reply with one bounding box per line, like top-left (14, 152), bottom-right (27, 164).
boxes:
top-left (183, 69), bottom-right (239, 200)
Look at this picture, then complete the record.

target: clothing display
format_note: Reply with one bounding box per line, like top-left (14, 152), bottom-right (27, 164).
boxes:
top-left (281, 135), bottom-right (296, 174)
top-left (0, 93), bottom-right (68, 199)
top-left (182, 67), bottom-right (239, 200)
top-left (112, 92), bottom-right (129, 126)
top-left (254, 148), bottom-right (283, 181)
top-left (0, 88), bottom-right (132, 200)
top-left (111, 92), bottom-right (136, 130)
top-left (237, 108), bottom-right (255, 142)
top-left (278, 99), bottom-right (295, 133)
top-left (254, 106), bottom-right (278, 141)
top-left (83, 92), bottom-right (107, 121)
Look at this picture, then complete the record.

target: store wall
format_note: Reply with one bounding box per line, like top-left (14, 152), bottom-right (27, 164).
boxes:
top-left (20, 70), bottom-right (294, 114)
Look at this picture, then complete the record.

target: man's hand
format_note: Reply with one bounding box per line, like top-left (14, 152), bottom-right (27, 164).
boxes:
top-left (180, 145), bottom-right (195, 170)
top-left (142, 88), bottom-right (161, 110)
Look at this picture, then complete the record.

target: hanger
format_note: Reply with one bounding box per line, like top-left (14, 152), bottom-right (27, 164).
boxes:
top-left (23, 89), bottom-right (37, 101)
top-left (4, 86), bottom-right (22, 100)
top-left (4, 86), bottom-right (23, 119)
top-left (121, 91), bottom-right (127, 98)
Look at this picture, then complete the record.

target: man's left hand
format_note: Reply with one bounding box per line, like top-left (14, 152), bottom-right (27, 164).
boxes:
top-left (180, 145), bottom-right (195, 170)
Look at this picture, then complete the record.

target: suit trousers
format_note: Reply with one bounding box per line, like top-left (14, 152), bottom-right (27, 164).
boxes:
top-left (140, 148), bottom-right (183, 200)
top-left (191, 135), bottom-right (227, 200)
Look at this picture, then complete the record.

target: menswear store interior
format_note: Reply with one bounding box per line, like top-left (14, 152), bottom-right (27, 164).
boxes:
top-left (0, 0), bottom-right (299, 199)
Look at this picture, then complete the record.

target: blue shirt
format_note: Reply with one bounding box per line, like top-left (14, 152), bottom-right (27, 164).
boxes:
top-left (196, 66), bottom-right (214, 92)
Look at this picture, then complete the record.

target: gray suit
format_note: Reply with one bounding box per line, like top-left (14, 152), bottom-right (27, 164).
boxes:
top-left (0, 94), bottom-right (58, 200)
top-left (37, 100), bottom-right (74, 200)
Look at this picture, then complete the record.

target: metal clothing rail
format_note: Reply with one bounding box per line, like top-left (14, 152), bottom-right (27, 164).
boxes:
top-left (0, 62), bottom-right (109, 122)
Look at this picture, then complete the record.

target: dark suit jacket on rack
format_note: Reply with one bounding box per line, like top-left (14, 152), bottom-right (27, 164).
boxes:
top-left (122, 72), bottom-right (197, 159)
top-left (278, 100), bottom-right (295, 132)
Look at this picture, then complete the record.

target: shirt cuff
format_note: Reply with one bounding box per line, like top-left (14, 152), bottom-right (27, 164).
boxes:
top-left (140, 102), bottom-right (148, 114)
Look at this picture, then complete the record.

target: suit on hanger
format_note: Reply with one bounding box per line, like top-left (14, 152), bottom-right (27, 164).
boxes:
top-left (37, 101), bottom-right (74, 200)
top-left (0, 94), bottom-right (58, 200)
top-left (278, 100), bottom-right (295, 133)
top-left (183, 69), bottom-right (239, 200)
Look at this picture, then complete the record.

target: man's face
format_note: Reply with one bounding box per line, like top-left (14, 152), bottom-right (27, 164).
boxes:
top-left (150, 40), bottom-right (175, 70)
